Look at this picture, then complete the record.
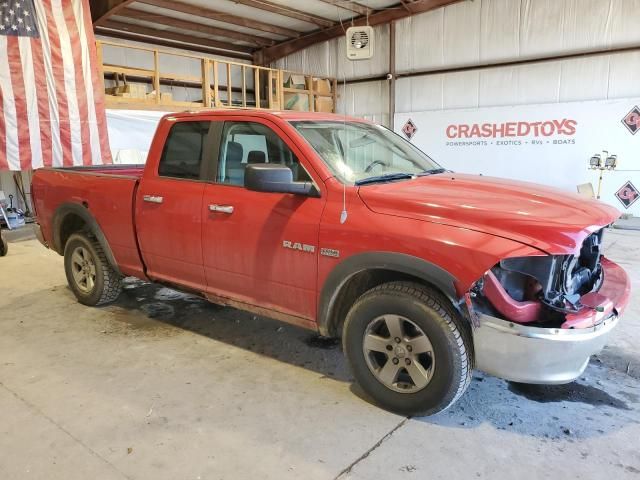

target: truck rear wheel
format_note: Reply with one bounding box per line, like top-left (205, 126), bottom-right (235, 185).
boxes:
top-left (343, 282), bottom-right (472, 416)
top-left (64, 233), bottom-right (122, 306)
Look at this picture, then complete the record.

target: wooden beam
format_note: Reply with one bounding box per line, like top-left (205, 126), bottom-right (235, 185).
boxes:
top-left (231, 0), bottom-right (335, 28)
top-left (117, 7), bottom-right (274, 47)
top-left (202, 59), bottom-right (211, 108)
top-left (317, 0), bottom-right (371, 16)
top-left (100, 20), bottom-right (254, 54)
top-left (135, 0), bottom-right (301, 38)
top-left (94, 27), bottom-right (253, 60)
top-left (403, 0), bottom-right (458, 14)
top-left (103, 72), bottom-right (256, 93)
top-left (153, 49), bottom-right (161, 104)
top-left (102, 65), bottom-right (155, 77)
top-left (257, 0), bottom-right (461, 64)
top-left (227, 63), bottom-right (232, 106)
top-left (399, 1), bottom-right (413, 12)
top-left (213, 60), bottom-right (220, 106)
top-left (91, 0), bottom-right (136, 25)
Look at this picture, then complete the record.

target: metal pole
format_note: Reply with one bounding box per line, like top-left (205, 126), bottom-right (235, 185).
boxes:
top-left (597, 169), bottom-right (604, 199)
top-left (388, 20), bottom-right (396, 130)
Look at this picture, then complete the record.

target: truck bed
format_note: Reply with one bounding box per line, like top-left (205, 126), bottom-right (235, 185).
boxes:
top-left (32, 165), bottom-right (146, 278)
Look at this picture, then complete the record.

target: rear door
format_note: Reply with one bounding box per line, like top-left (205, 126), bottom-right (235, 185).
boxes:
top-left (136, 119), bottom-right (217, 291)
top-left (202, 117), bottom-right (325, 322)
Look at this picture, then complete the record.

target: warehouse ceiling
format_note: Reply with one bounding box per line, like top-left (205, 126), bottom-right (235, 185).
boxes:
top-left (90, 0), bottom-right (460, 63)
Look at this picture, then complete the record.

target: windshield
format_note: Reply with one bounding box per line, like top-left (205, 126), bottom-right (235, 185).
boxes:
top-left (291, 121), bottom-right (442, 185)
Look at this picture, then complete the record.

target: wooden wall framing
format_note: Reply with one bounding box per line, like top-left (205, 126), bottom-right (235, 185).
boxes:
top-left (98, 41), bottom-right (338, 113)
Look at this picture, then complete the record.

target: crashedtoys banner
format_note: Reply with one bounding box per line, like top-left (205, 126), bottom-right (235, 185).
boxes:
top-left (395, 97), bottom-right (640, 217)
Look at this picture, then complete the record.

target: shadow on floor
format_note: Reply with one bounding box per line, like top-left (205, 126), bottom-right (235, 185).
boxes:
top-left (109, 278), bottom-right (352, 383)
top-left (13, 277), bottom-right (638, 440)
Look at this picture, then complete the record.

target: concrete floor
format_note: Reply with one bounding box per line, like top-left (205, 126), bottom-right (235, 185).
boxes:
top-left (1, 230), bottom-right (639, 480)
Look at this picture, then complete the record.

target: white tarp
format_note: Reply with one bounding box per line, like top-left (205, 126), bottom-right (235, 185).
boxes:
top-left (105, 110), bottom-right (168, 164)
top-left (395, 97), bottom-right (640, 216)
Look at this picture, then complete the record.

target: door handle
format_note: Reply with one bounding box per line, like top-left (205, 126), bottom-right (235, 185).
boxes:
top-left (143, 195), bottom-right (164, 204)
top-left (209, 204), bottom-right (234, 214)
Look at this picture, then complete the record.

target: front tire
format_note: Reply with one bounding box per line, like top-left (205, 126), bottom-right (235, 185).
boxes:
top-left (0, 234), bottom-right (7, 257)
top-left (64, 233), bottom-right (122, 306)
top-left (343, 282), bottom-right (472, 416)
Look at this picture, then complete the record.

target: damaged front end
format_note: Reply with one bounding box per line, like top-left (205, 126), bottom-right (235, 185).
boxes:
top-left (470, 229), bottom-right (631, 384)
top-left (480, 229), bottom-right (608, 329)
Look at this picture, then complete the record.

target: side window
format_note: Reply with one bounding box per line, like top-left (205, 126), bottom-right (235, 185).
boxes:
top-left (217, 121), bottom-right (311, 186)
top-left (158, 121), bottom-right (210, 180)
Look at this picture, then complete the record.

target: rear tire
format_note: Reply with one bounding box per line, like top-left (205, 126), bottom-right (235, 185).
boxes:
top-left (64, 233), bottom-right (122, 306)
top-left (343, 281), bottom-right (472, 416)
top-left (0, 234), bottom-right (7, 257)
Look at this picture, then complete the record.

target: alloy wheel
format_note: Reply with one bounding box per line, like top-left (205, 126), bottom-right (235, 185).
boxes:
top-left (362, 314), bottom-right (435, 393)
top-left (70, 246), bottom-right (97, 293)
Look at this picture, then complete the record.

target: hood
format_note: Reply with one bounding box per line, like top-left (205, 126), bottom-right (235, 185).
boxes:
top-left (358, 173), bottom-right (620, 254)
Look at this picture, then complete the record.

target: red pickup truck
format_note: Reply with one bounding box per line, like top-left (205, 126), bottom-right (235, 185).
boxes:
top-left (32, 110), bottom-right (630, 416)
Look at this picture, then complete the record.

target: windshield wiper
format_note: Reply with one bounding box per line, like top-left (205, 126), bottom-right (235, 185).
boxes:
top-left (355, 172), bottom-right (415, 186)
top-left (417, 168), bottom-right (447, 176)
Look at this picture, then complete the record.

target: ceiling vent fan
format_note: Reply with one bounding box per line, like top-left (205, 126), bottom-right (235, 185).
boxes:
top-left (346, 26), bottom-right (374, 60)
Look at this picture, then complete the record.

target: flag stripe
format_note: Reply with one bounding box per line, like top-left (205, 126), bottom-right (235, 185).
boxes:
top-left (30, 19), bottom-right (53, 167)
top-left (50, 0), bottom-right (83, 167)
top-left (80, 0), bottom-right (111, 165)
top-left (33, 0), bottom-right (63, 167)
top-left (41, 0), bottom-right (73, 167)
top-left (19, 36), bottom-right (44, 169)
top-left (1, 0), bottom-right (112, 172)
top-left (28, 9), bottom-right (53, 169)
top-left (74, 0), bottom-right (101, 165)
top-left (7, 35), bottom-right (32, 170)
top-left (0, 77), bottom-right (7, 171)
top-left (62, 1), bottom-right (91, 166)
top-left (0, 36), bottom-right (19, 170)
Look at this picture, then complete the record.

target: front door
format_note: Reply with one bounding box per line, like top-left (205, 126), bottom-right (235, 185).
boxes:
top-left (202, 118), bottom-right (325, 321)
top-left (136, 120), bottom-right (213, 291)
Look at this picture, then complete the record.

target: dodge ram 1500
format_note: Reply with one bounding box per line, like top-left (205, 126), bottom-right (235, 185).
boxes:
top-left (32, 110), bottom-right (630, 415)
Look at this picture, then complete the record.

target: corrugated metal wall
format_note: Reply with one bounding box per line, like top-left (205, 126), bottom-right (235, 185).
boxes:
top-left (337, 80), bottom-right (390, 126)
top-left (273, 0), bottom-right (640, 123)
top-left (273, 24), bottom-right (390, 80)
top-left (395, 0), bottom-right (640, 112)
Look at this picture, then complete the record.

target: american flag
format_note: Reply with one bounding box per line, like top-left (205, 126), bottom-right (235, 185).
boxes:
top-left (0, 0), bottom-right (112, 171)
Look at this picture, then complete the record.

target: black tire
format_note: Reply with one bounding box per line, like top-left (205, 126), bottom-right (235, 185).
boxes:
top-left (0, 234), bottom-right (7, 257)
top-left (343, 281), bottom-right (472, 416)
top-left (64, 233), bottom-right (122, 306)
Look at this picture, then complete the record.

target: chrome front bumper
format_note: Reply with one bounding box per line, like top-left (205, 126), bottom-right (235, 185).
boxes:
top-left (473, 313), bottom-right (619, 384)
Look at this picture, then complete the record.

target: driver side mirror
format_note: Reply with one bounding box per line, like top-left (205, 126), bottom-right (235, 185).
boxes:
top-left (245, 164), bottom-right (319, 197)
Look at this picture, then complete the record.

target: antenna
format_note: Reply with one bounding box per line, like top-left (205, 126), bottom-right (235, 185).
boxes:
top-left (340, 74), bottom-right (349, 224)
top-left (338, 9), bottom-right (350, 225)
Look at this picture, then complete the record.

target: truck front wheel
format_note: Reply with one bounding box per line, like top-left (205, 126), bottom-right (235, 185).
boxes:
top-left (343, 282), bottom-right (472, 416)
top-left (64, 233), bottom-right (122, 306)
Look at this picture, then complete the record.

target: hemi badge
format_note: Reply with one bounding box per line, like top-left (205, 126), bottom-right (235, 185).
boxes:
top-left (320, 248), bottom-right (340, 258)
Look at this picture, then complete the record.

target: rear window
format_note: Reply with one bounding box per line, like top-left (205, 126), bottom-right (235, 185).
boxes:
top-left (158, 121), bottom-right (210, 180)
